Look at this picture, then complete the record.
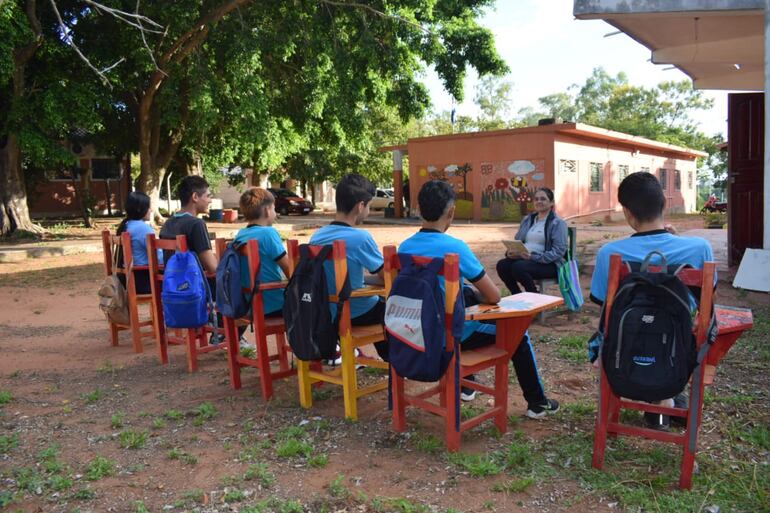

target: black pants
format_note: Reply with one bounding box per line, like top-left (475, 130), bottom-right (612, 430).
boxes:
top-left (462, 329), bottom-right (546, 406)
top-left (496, 258), bottom-right (557, 294)
top-left (118, 270), bottom-right (152, 295)
top-left (351, 299), bottom-right (389, 361)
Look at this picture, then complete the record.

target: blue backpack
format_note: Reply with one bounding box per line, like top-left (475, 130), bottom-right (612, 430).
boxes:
top-left (162, 251), bottom-right (212, 328)
top-left (385, 254), bottom-right (465, 382)
top-left (216, 241), bottom-right (257, 319)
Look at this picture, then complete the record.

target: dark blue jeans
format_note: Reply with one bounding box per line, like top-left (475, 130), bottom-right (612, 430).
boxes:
top-left (496, 257), bottom-right (557, 294)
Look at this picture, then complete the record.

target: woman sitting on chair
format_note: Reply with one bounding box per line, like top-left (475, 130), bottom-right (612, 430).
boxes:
top-left (496, 187), bottom-right (568, 294)
top-left (116, 191), bottom-right (161, 295)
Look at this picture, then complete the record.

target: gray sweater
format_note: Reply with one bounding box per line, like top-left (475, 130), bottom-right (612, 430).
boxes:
top-left (514, 210), bottom-right (568, 266)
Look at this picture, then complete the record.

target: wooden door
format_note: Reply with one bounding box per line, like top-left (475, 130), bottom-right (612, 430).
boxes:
top-left (727, 93), bottom-right (764, 267)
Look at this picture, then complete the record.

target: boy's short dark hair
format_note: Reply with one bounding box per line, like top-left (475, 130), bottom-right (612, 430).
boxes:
top-left (178, 176), bottom-right (210, 206)
top-left (618, 172), bottom-right (665, 222)
top-left (335, 174), bottom-right (375, 213)
top-left (418, 180), bottom-right (455, 221)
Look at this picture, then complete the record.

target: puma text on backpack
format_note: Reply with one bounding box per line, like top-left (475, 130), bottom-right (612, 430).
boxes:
top-left (162, 251), bottom-right (212, 328)
top-left (283, 244), bottom-right (350, 361)
top-left (98, 274), bottom-right (130, 325)
top-left (600, 251), bottom-right (696, 402)
top-left (216, 241), bottom-right (257, 319)
top-left (385, 254), bottom-right (465, 382)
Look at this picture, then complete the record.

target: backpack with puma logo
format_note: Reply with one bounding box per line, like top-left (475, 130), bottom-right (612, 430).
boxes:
top-left (601, 250), bottom-right (696, 402)
top-left (283, 244), bottom-right (350, 361)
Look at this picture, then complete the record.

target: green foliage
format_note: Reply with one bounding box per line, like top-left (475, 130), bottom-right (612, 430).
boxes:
top-left (110, 412), bottom-right (125, 429)
top-left (82, 389), bottom-right (105, 404)
top-left (0, 391), bottom-right (11, 406)
top-left (134, 500), bottom-right (150, 513)
top-left (276, 438), bottom-right (313, 458)
top-left (168, 448), bottom-right (198, 465)
top-left (164, 409), bottom-right (184, 421)
top-left (556, 334), bottom-right (586, 363)
top-left (308, 454), bottom-right (329, 468)
top-left (119, 430), bottom-right (148, 450)
top-left (223, 489), bottom-right (246, 503)
top-left (328, 474), bottom-right (350, 499)
top-left (85, 456), bottom-right (115, 480)
top-left (491, 477), bottom-right (534, 494)
top-left (0, 433), bottom-right (19, 454)
top-left (192, 402), bottom-right (218, 425)
top-left (447, 452), bottom-right (503, 477)
top-left (243, 463), bottom-right (275, 487)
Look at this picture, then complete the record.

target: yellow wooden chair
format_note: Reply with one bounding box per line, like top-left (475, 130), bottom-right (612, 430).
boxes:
top-left (287, 239), bottom-right (389, 420)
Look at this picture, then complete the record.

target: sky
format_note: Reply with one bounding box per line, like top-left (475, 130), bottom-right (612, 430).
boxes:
top-left (422, 0), bottom-right (728, 138)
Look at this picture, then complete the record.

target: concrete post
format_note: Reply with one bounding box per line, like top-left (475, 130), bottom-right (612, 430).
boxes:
top-left (765, 0), bottom-right (770, 247)
top-left (393, 150), bottom-right (404, 218)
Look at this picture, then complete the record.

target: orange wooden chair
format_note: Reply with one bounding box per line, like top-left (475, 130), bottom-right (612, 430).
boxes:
top-left (287, 239), bottom-right (389, 421)
top-left (100, 230), bottom-right (156, 353)
top-left (592, 254), bottom-right (720, 489)
top-left (383, 246), bottom-right (510, 451)
top-left (215, 238), bottom-right (295, 400)
top-left (146, 233), bottom-right (226, 372)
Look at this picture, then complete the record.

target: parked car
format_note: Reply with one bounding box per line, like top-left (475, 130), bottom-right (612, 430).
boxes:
top-left (267, 188), bottom-right (313, 215)
top-left (369, 188), bottom-right (395, 210)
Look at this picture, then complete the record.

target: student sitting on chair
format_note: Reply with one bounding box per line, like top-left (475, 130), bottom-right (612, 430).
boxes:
top-left (232, 187), bottom-right (291, 318)
top-left (116, 191), bottom-right (161, 294)
top-left (398, 180), bottom-right (559, 419)
top-left (309, 173), bottom-right (388, 361)
top-left (589, 171), bottom-right (714, 430)
top-left (496, 187), bottom-right (568, 294)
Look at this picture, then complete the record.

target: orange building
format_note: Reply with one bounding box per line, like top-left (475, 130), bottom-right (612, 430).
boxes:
top-left (384, 122), bottom-right (706, 222)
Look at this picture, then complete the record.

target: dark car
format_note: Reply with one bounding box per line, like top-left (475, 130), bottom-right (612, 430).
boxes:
top-left (268, 188), bottom-right (313, 215)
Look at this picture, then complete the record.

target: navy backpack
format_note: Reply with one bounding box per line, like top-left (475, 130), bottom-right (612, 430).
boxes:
top-left (162, 251), bottom-right (212, 328)
top-left (385, 254), bottom-right (465, 382)
top-left (216, 241), bottom-right (257, 319)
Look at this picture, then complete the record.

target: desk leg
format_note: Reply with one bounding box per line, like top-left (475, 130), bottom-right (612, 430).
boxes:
top-left (496, 316), bottom-right (533, 429)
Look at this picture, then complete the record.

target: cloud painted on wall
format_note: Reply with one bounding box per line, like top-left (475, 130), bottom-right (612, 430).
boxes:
top-left (532, 173), bottom-right (544, 181)
top-left (508, 160), bottom-right (536, 175)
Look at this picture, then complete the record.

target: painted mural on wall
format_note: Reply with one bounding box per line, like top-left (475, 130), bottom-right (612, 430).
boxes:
top-left (417, 163), bottom-right (474, 219)
top-left (479, 159), bottom-right (546, 221)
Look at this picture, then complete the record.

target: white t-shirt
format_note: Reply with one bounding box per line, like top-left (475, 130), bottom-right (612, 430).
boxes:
top-left (524, 218), bottom-right (546, 253)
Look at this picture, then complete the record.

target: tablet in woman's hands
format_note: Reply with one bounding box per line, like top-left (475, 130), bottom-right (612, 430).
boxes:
top-left (502, 240), bottom-right (529, 255)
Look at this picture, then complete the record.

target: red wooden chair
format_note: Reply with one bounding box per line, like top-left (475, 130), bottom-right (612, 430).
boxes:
top-left (592, 254), bottom-right (719, 489)
top-left (215, 238), bottom-right (295, 400)
top-left (383, 246), bottom-right (510, 452)
top-left (287, 239), bottom-right (389, 421)
top-left (100, 230), bottom-right (156, 353)
top-left (146, 233), bottom-right (226, 372)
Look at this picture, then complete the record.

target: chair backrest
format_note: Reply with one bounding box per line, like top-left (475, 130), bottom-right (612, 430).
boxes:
top-left (567, 226), bottom-right (577, 258)
top-left (101, 230), bottom-right (135, 276)
top-left (286, 239), bottom-right (347, 302)
top-left (146, 233), bottom-right (189, 280)
top-left (382, 245), bottom-right (461, 352)
top-left (604, 254), bottom-right (716, 349)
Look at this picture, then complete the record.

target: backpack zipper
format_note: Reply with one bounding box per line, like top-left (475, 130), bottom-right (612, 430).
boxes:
top-left (615, 307), bottom-right (636, 369)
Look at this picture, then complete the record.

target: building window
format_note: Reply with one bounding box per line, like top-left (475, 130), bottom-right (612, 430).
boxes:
top-left (590, 162), bottom-right (603, 192)
top-left (559, 159), bottom-right (576, 173)
top-left (91, 158), bottom-right (122, 180)
top-left (674, 170), bottom-right (681, 191)
top-left (640, 166), bottom-right (650, 174)
top-left (618, 164), bottom-right (630, 181)
top-left (658, 168), bottom-right (668, 190)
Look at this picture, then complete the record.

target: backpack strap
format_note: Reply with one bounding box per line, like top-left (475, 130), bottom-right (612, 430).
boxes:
top-left (639, 250), bottom-right (667, 272)
top-left (187, 250), bottom-right (216, 327)
top-left (231, 241), bottom-right (260, 305)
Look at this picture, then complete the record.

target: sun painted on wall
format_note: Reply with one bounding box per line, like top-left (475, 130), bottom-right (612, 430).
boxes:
top-left (480, 160), bottom-right (545, 221)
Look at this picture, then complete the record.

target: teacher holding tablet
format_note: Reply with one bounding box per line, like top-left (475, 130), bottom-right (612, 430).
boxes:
top-left (496, 187), bottom-right (568, 294)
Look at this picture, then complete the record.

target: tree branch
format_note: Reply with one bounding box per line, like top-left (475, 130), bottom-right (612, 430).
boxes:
top-left (318, 0), bottom-right (428, 33)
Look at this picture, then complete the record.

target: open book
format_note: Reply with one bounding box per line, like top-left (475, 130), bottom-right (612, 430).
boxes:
top-left (502, 239), bottom-right (529, 255)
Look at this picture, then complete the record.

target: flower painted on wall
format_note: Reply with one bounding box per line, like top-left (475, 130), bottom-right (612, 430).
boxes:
top-left (495, 178), bottom-right (509, 190)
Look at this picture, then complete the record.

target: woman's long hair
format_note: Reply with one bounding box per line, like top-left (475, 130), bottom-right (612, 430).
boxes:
top-left (116, 191), bottom-right (152, 234)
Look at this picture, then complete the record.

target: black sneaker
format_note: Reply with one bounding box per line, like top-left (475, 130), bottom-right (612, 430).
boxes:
top-left (526, 398), bottom-right (560, 419)
top-left (209, 332), bottom-right (225, 345)
top-left (644, 412), bottom-right (670, 431)
top-left (461, 375), bottom-right (477, 402)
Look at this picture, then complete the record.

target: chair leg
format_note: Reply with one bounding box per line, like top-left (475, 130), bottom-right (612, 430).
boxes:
top-left (340, 335), bottom-right (358, 421)
top-left (680, 365), bottom-right (707, 489)
top-left (129, 297), bottom-right (143, 354)
top-left (494, 358), bottom-right (508, 434)
top-left (592, 369), bottom-right (611, 470)
top-left (151, 297), bottom-right (169, 365)
top-left (608, 392), bottom-right (620, 438)
top-left (276, 332), bottom-right (290, 372)
top-left (225, 320), bottom-right (242, 390)
top-left (109, 321), bottom-right (120, 347)
top-left (445, 354), bottom-right (460, 452)
top-left (186, 329), bottom-right (198, 373)
top-left (256, 330), bottom-right (274, 401)
top-left (391, 368), bottom-right (406, 432)
top-left (297, 360), bottom-right (313, 409)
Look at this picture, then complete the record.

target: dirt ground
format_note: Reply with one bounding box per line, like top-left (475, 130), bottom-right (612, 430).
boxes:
top-left (0, 216), bottom-right (767, 513)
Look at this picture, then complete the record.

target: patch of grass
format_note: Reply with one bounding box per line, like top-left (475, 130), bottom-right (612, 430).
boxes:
top-left (192, 402), bottom-right (217, 425)
top-left (119, 429), bottom-right (148, 450)
top-left (555, 334), bottom-right (585, 363)
top-left (447, 452), bottom-right (503, 477)
top-left (561, 401), bottom-right (595, 421)
top-left (167, 447), bottom-right (198, 465)
top-left (134, 500), bottom-right (149, 513)
top-left (71, 487), bottom-right (96, 500)
top-left (0, 491), bottom-right (13, 508)
top-left (387, 497), bottom-right (429, 513)
top-left (329, 474), bottom-right (350, 499)
top-left (48, 474), bottom-right (74, 491)
top-left (240, 346), bottom-right (256, 358)
top-left (179, 489), bottom-right (205, 506)
top-left (244, 462), bottom-right (275, 487)
top-left (413, 433), bottom-right (443, 454)
top-left (308, 453), bottom-right (329, 468)
top-left (491, 477), bottom-right (534, 494)
top-left (110, 412), bottom-right (125, 429)
top-left (742, 425), bottom-right (770, 450)
top-left (82, 388), bottom-right (105, 404)
top-left (14, 467), bottom-right (45, 493)
top-left (277, 425), bottom-right (305, 440)
top-left (152, 417), bottom-right (167, 429)
top-left (0, 391), bottom-right (12, 406)
top-left (38, 444), bottom-right (64, 473)
top-left (85, 456), bottom-right (115, 480)
top-left (460, 404), bottom-right (485, 420)
top-left (97, 361), bottom-right (123, 374)
top-left (276, 438), bottom-right (313, 458)
top-left (223, 488), bottom-right (246, 503)
top-left (312, 387), bottom-right (334, 401)
top-left (164, 409), bottom-right (184, 421)
top-left (500, 440), bottom-right (534, 469)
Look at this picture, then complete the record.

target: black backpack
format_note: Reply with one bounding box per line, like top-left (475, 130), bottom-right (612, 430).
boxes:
top-left (216, 241), bottom-right (257, 320)
top-left (283, 244), bottom-right (350, 361)
top-left (601, 251), bottom-right (696, 402)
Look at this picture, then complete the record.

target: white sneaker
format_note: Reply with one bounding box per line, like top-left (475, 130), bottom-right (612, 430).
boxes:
top-left (239, 337), bottom-right (256, 350)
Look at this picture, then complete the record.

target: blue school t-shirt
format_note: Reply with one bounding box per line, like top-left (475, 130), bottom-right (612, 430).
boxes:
top-left (233, 225), bottom-right (287, 315)
top-left (590, 229), bottom-right (715, 304)
top-left (125, 219), bottom-right (161, 266)
top-left (397, 229), bottom-right (496, 342)
top-left (309, 222), bottom-right (384, 319)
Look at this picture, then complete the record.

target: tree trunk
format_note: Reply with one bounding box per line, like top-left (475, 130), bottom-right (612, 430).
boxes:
top-left (74, 166), bottom-right (94, 228)
top-left (0, 136), bottom-right (43, 236)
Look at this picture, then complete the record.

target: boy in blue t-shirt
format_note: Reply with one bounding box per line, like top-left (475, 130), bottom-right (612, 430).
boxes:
top-left (590, 171), bottom-right (714, 430)
top-left (309, 174), bottom-right (387, 359)
top-left (233, 187), bottom-right (291, 317)
top-left (398, 180), bottom-right (559, 419)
